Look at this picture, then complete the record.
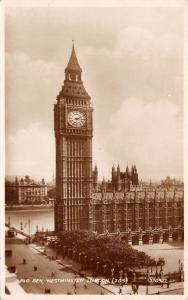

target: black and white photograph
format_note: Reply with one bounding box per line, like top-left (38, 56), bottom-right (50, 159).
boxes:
top-left (2, 0), bottom-right (187, 297)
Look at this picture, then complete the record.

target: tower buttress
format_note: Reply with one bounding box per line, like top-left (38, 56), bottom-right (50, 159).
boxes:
top-left (101, 176), bottom-right (106, 192)
top-left (93, 164), bottom-right (98, 192)
top-left (117, 164), bottom-right (121, 192)
top-left (111, 164), bottom-right (116, 190)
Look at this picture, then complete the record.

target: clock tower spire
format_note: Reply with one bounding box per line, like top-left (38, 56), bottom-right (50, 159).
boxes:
top-left (54, 44), bottom-right (93, 232)
top-left (65, 43), bottom-right (82, 79)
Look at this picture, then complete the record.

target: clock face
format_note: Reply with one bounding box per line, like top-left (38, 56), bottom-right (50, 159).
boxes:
top-left (67, 110), bottom-right (86, 128)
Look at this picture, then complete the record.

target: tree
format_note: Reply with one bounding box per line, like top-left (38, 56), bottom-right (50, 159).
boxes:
top-left (58, 231), bottom-right (154, 274)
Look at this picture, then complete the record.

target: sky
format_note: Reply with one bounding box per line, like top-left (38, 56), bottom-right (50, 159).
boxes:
top-left (5, 5), bottom-right (184, 181)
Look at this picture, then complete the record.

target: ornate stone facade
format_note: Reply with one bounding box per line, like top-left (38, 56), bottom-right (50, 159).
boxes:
top-left (90, 189), bottom-right (183, 235)
top-left (54, 46), bottom-right (184, 238)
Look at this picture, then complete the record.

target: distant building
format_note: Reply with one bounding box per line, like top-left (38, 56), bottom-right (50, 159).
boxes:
top-left (161, 176), bottom-right (184, 189)
top-left (5, 176), bottom-right (47, 205)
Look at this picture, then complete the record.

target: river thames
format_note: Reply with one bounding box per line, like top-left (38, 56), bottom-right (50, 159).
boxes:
top-left (6, 209), bottom-right (184, 274)
top-left (6, 209), bottom-right (54, 234)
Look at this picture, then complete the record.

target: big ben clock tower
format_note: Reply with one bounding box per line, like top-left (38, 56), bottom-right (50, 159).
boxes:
top-left (54, 44), bottom-right (93, 232)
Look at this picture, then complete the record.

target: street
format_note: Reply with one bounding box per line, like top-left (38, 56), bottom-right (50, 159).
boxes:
top-left (5, 242), bottom-right (110, 294)
top-left (5, 239), bottom-right (184, 295)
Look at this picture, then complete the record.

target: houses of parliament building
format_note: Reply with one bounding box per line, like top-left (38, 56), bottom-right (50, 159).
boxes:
top-left (54, 45), bottom-right (183, 242)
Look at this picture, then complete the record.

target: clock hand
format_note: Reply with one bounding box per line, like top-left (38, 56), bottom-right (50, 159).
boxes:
top-left (75, 116), bottom-right (82, 120)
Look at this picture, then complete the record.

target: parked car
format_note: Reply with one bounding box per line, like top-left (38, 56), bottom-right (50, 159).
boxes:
top-left (7, 229), bottom-right (16, 238)
top-left (5, 249), bottom-right (12, 257)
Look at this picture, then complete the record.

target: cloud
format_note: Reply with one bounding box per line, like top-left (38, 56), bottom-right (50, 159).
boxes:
top-left (6, 123), bottom-right (55, 180)
top-left (94, 98), bottom-right (183, 180)
top-left (80, 25), bottom-right (183, 119)
top-left (5, 8), bottom-right (183, 181)
top-left (6, 51), bottom-right (63, 136)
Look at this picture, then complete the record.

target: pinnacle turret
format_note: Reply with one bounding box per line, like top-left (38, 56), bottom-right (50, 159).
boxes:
top-left (94, 164), bottom-right (98, 172)
top-left (65, 44), bottom-right (82, 74)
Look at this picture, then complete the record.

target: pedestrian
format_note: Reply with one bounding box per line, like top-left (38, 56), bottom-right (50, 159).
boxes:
top-left (22, 258), bottom-right (26, 264)
top-left (136, 283), bottom-right (139, 294)
top-left (84, 282), bottom-right (87, 289)
top-left (132, 283), bottom-right (137, 294)
top-left (160, 270), bottom-right (164, 287)
top-left (167, 277), bottom-right (170, 288)
top-left (98, 279), bottom-right (101, 285)
top-left (34, 266), bottom-right (38, 271)
top-left (119, 287), bottom-right (122, 295)
top-left (51, 272), bottom-right (55, 278)
top-left (45, 288), bottom-right (51, 294)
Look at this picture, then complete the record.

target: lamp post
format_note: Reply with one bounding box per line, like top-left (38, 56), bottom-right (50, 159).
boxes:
top-left (28, 218), bottom-right (31, 243)
top-left (8, 216), bottom-right (11, 227)
top-left (180, 262), bottom-right (184, 282)
top-left (155, 261), bottom-right (158, 278)
top-left (146, 270), bottom-right (149, 295)
top-left (178, 259), bottom-right (181, 273)
top-left (20, 221), bottom-right (23, 231)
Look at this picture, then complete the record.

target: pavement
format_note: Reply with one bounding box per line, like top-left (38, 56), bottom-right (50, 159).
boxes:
top-left (5, 241), bottom-right (111, 295)
top-left (5, 236), bottom-right (184, 295)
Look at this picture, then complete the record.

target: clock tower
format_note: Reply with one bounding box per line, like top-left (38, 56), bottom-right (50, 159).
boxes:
top-left (54, 44), bottom-right (93, 232)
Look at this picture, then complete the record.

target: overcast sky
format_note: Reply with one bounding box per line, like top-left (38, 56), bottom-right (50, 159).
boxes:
top-left (5, 6), bottom-right (184, 181)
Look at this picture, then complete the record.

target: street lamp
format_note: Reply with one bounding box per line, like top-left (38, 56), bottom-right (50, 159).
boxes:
top-left (146, 270), bottom-right (149, 295)
top-left (180, 262), bottom-right (184, 282)
top-left (20, 221), bottom-right (23, 231)
top-left (28, 218), bottom-right (31, 243)
top-left (155, 262), bottom-right (158, 278)
top-left (178, 259), bottom-right (181, 273)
